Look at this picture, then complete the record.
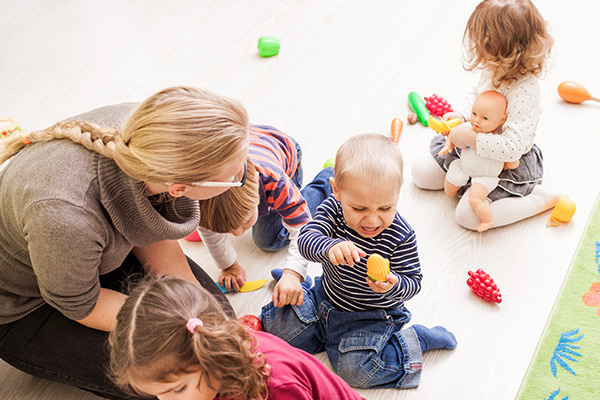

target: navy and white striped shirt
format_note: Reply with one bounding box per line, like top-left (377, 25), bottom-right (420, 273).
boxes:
top-left (298, 195), bottom-right (422, 312)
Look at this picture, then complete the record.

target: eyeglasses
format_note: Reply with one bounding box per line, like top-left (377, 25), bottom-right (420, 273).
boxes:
top-left (166, 159), bottom-right (247, 188)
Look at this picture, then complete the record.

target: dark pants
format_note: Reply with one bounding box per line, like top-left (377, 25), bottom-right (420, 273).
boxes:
top-left (0, 253), bottom-right (233, 400)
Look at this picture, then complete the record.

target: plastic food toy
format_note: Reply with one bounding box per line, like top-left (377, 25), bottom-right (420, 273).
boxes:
top-left (467, 269), bottom-right (502, 304)
top-left (390, 118), bottom-right (403, 144)
top-left (257, 36), bottom-right (280, 57)
top-left (408, 92), bottom-right (430, 126)
top-left (424, 93), bottom-right (453, 117)
top-left (237, 315), bottom-right (262, 331)
top-left (183, 229), bottom-right (202, 242)
top-left (428, 116), bottom-right (461, 134)
top-left (407, 112), bottom-right (418, 125)
top-left (218, 278), bottom-right (268, 293)
top-left (366, 254), bottom-right (390, 282)
top-left (547, 196), bottom-right (576, 227)
top-left (323, 157), bottom-right (336, 169)
top-left (558, 81), bottom-right (599, 104)
top-left (1, 116), bottom-right (21, 139)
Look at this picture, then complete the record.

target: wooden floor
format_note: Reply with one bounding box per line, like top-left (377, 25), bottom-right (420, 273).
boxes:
top-left (2, 1), bottom-right (599, 399)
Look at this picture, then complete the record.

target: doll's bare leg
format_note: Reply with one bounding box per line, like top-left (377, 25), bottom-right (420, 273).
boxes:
top-left (444, 179), bottom-right (460, 197)
top-left (438, 137), bottom-right (454, 157)
top-left (411, 153), bottom-right (445, 190)
top-left (469, 183), bottom-right (494, 232)
top-left (455, 185), bottom-right (562, 231)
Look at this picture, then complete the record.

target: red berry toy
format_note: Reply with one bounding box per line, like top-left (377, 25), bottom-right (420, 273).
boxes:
top-left (466, 269), bottom-right (502, 304)
top-left (237, 315), bottom-right (262, 331)
top-left (424, 93), bottom-right (453, 117)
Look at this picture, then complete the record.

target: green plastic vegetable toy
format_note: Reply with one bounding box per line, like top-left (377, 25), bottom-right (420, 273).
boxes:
top-left (408, 92), bottom-right (430, 127)
top-left (257, 36), bottom-right (280, 57)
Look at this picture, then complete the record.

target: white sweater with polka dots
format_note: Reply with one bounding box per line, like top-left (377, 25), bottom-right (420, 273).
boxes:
top-left (460, 73), bottom-right (541, 163)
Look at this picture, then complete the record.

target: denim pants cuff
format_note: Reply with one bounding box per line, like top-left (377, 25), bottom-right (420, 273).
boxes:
top-left (396, 326), bottom-right (423, 389)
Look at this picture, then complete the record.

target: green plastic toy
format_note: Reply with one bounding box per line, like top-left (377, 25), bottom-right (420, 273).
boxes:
top-left (408, 92), bottom-right (430, 127)
top-left (257, 36), bottom-right (280, 57)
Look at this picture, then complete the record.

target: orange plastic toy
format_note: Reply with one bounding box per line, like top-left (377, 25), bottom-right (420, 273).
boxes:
top-left (390, 118), bottom-right (403, 144)
top-left (557, 81), bottom-right (599, 104)
top-left (547, 196), bottom-right (576, 227)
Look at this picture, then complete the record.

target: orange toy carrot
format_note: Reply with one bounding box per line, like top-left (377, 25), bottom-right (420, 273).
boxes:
top-left (391, 118), bottom-right (403, 144)
top-left (558, 81), bottom-right (599, 104)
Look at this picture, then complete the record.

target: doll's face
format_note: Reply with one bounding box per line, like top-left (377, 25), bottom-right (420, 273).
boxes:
top-left (470, 94), bottom-right (507, 134)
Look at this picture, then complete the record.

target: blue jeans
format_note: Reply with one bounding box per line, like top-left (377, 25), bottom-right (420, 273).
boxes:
top-left (252, 138), bottom-right (334, 251)
top-left (260, 278), bottom-right (423, 389)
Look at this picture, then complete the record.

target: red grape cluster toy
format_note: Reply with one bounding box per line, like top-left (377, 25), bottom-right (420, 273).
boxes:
top-left (466, 269), bottom-right (502, 304)
top-left (424, 94), bottom-right (453, 117)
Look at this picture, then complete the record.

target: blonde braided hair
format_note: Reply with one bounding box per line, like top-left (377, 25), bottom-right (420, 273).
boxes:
top-left (1, 86), bottom-right (249, 184)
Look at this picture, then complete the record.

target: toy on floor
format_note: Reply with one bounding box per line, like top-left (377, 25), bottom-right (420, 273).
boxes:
top-left (237, 314), bottom-right (262, 331)
top-left (466, 268), bottom-right (502, 304)
top-left (218, 278), bottom-right (268, 293)
top-left (424, 93), bottom-right (454, 117)
top-left (390, 118), bottom-right (403, 144)
top-left (257, 36), bottom-right (280, 57)
top-left (408, 92), bottom-right (430, 126)
top-left (1, 116), bottom-right (22, 139)
top-left (183, 229), bottom-right (202, 242)
top-left (407, 112), bottom-right (418, 125)
top-left (366, 253), bottom-right (390, 282)
top-left (558, 81), bottom-right (599, 104)
top-left (323, 157), bottom-right (336, 169)
top-left (546, 195), bottom-right (576, 227)
top-left (428, 116), bottom-right (461, 134)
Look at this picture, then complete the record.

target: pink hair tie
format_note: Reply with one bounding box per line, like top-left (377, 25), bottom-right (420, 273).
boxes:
top-left (186, 318), bottom-right (203, 334)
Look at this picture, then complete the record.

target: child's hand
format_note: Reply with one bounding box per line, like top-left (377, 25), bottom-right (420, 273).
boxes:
top-left (442, 111), bottom-right (465, 123)
top-left (328, 241), bottom-right (367, 267)
top-left (366, 272), bottom-right (398, 293)
top-left (218, 261), bottom-right (246, 292)
top-left (272, 270), bottom-right (304, 307)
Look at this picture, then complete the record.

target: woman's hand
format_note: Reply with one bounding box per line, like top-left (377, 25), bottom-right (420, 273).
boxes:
top-left (218, 261), bottom-right (246, 292)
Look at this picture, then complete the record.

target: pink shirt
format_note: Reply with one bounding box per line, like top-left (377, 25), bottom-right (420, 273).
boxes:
top-left (254, 330), bottom-right (365, 400)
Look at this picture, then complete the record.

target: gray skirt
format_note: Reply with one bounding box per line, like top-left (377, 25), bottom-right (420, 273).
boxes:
top-left (429, 135), bottom-right (543, 201)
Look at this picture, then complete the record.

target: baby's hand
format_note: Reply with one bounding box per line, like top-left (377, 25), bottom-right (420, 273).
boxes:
top-left (218, 261), bottom-right (246, 292)
top-left (328, 241), bottom-right (367, 267)
top-left (272, 270), bottom-right (304, 307)
top-left (366, 273), bottom-right (398, 293)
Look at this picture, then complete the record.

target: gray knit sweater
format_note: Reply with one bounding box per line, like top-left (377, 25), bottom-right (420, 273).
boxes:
top-left (0, 104), bottom-right (200, 324)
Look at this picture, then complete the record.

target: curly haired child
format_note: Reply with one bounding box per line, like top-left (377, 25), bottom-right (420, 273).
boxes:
top-left (109, 277), bottom-right (366, 399)
top-left (411, 0), bottom-right (560, 230)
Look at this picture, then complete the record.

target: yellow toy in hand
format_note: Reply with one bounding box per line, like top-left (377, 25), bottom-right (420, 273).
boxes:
top-left (366, 254), bottom-right (390, 282)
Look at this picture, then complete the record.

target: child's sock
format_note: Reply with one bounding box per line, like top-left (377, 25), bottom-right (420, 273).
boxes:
top-left (412, 324), bottom-right (457, 352)
top-left (271, 268), bottom-right (313, 288)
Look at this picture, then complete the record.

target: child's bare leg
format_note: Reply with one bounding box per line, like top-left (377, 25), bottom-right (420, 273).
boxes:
top-left (444, 179), bottom-right (460, 197)
top-left (469, 183), bottom-right (494, 232)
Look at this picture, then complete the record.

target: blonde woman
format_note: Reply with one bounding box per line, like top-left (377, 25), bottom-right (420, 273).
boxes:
top-left (0, 86), bottom-right (249, 399)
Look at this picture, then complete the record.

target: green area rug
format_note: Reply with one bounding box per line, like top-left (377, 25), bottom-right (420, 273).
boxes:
top-left (517, 194), bottom-right (600, 399)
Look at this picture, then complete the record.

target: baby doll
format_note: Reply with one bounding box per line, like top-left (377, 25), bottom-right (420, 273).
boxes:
top-left (442, 91), bottom-right (516, 232)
